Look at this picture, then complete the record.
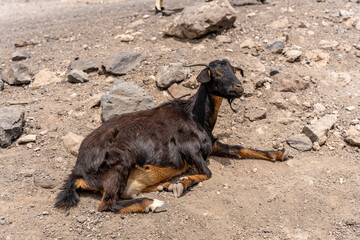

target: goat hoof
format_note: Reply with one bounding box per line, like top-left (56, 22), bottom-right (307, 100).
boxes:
top-left (179, 176), bottom-right (189, 180)
top-left (283, 149), bottom-right (290, 160)
top-left (157, 185), bottom-right (164, 191)
top-left (173, 183), bottom-right (184, 198)
top-left (149, 199), bottom-right (167, 213)
top-left (167, 184), bottom-right (174, 192)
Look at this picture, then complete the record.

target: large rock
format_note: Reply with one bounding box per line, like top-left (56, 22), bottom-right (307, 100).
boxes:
top-left (30, 69), bottom-right (62, 90)
top-left (302, 114), bottom-right (338, 145)
top-left (102, 51), bottom-right (145, 76)
top-left (286, 134), bottom-right (313, 151)
top-left (345, 125), bottom-right (360, 147)
top-left (101, 79), bottom-right (155, 121)
top-left (63, 132), bottom-right (84, 157)
top-left (0, 107), bottom-right (25, 148)
top-left (68, 59), bottom-right (100, 73)
top-left (164, 0), bottom-right (237, 39)
top-left (156, 60), bottom-right (190, 90)
top-left (1, 63), bottom-right (32, 85)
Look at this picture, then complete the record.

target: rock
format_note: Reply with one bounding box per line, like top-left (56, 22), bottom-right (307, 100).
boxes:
top-left (34, 176), bottom-right (55, 189)
top-left (298, 21), bottom-right (310, 28)
top-left (240, 38), bottom-right (256, 49)
top-left (337, 44), bottom-right (352, 52)
top-left (267, 40), bottom-right (285, 53)
top-left (77, 215), bottom-right (87, 223)
top-left (339, 10), bottom-right (353, 19)
top-left (1, 63), bottom-right (32, 85)
top-left (156, 60), bottom-right (190, 90)
top-left (273, 73), bottom-right (309, 92)
top-left (11, 51), bottom-right (30, 61)
top-left (314, 103), bottom-right (326, 114)
top-left (14, 39), bottom-right (29, 47)
top-left (18, 134), bottom-right (37, 144)
top-left (68, 59), bottom-right (100, 73)
top-left (128, 19), bottom-right (145, 29)
top-left (101, 79), bottom-right (155, 121)
top-left (19, 168), bottom-right (36, 177)
top-left (269, 67), bottom-right (280, 76)
top-left (269, 93), bottom-right (288, 109)
top-left (63, 132), bottom-right (84, 157)
top-left (346, 106), bottom-right (355, 111)
top-left (305, 50), bottom-right (330, 67)
top-left (30, 69), bottom-right (62, 90)
top-left (86, 94), bottom-right (102, 109)
top-left (284, 50), bottom-right (302, 63)
top-left (215, 35), bottom-right (232, 43)
top-left (350, 119), bottom-right (360, 125)
top-left (319, 40), bottom-right (339, 50)
top-left (0, 107), bottom-right (25, 148)
top-left (345, 125), bottom-right (360, 146)
top-left (114, 34), bottom-right (134, 42)
top-left (286, 134), bottom-right (313, 151)
top-left (0, 80), bottom-right (4, 91)
top-left (182, 75), bottom-right (200, 89)
top-left (102, 51), bottom-right (145, 76)
top-left (302, 114), bottom-right (338, 145)
top-left (164, 0), bottom-right (237, 39)
top-left (168, 84), bottom-right (192, 99)
top-left (68, 69), bottom-right (89, 83)
top-left (268, 18), bottom-right (289, 28)
top-left (245, 109), bottom-right (267, 121)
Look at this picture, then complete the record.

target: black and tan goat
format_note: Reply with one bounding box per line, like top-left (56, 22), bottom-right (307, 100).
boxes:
top-left (55, 59), bottom-right (289, 214)
top-left (155, 0), bottom-right (266, 13)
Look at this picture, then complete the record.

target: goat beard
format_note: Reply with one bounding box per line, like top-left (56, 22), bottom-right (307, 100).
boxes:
top-left (228, 98), bottom-right (240, 113)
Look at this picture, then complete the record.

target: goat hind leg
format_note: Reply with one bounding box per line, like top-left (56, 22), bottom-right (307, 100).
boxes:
top-left (211, 141), bottom-right (289, 161)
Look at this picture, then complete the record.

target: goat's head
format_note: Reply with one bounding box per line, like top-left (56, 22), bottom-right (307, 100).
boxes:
top-left (186, 59), bottom-right (244, 112)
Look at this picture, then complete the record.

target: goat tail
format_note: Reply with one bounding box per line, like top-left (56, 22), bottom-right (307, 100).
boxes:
top-left (54, 174), bottom-right (79, 209)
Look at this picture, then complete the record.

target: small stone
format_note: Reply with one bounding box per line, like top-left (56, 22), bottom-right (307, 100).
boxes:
top-left (76, 215), bottom-right (87, 223)
top-left (18, 134), bottom-right (37, 144)
top-left (30, 69), bottom-right (62, 90)
top-left (269, 67), bottom-right (280, 76)
top-left (156, 60), bottom-right (190, 90)
top-left (350, 119), bottom-right (359, 125)
top-left (305, 50), bottom-right (330, 67)
top-left (298, 21), bottom-right (310, 28)
top-left (312, 142), bottom-right (321, 151)
top-left (252, 168), bottom-right (258, 173)
top-left (269, 18), bottom-right (289, 28)
top-left (345, 125), bottom-right (360, 147)
top-left (34, 176), bottom-right (56, 189)
top-left (267, 40), bottom-right (285, 53)
top-left (42, 211), bottom-right (49, 215)
top-left (216, 35), bottom-right (232, 43)
top-left (11, 51), bottom-right (30, 61)
top-left (245, 109), bottom-right (267, 121)
top-left (286, 134), bottom-right (313, 151)
top-left (240, 39), bottom-right (255, 49)
top-left (102, 51), bottom-right (145, 76)
top-left (284, 50), bottom-right (302, 63)
top-left (0, 80), bottom-right (4, 91)
top-left (128, 19), bottom-right (145, 29)
top-left (20, 168), bottom-right (36, 177)
top-left (63, 132), bottom-right (84, 157)
top-left (68, 59), bottom-right (100, 73)
top-left (1, 63), bottom-right (32, 85)
top-left (114, 34), bottom-right (134, 42)
top-left (319, 40), bottom-right (339, 50)
top-left (314, 103), bottom-right (326, 113)
top-left (302, 114), bottom-right (338, 145)
top-left (225, 48), bottom-right (233, 52)
top-left (68, 69), bottom-right (89, 83)
top-left (14, 39), bottom-right (29, 47)
top-left (346, 106), bottom-right (355, 111)
top-left (167, 84), bottom-right (192, 99)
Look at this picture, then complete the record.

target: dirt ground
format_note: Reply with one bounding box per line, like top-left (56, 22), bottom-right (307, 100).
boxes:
top-left (1, 0), bottom-right (360, 239)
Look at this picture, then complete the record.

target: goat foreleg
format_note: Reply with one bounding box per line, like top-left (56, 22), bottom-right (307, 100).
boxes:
top-left (211, 140), bottom-right (289, 161)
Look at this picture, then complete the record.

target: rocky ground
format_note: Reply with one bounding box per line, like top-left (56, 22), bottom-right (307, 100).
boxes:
top-left (1, 0), bottom-right (360, 239)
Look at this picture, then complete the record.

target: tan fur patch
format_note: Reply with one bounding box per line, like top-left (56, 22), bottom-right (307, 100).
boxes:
top-left (75, 179), bottom-right (103, 193)
top-left (121, 163), bottom-right (190, 198)
top-left (209, 94), bottom-right (224, 128)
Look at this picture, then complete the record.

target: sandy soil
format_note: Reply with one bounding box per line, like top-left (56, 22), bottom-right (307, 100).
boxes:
top-left (0, 0), bottom-right (360, 239)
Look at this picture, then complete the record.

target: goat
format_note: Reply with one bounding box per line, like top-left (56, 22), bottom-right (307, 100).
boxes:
top-left (155, 0), bottom-right (266, 13)
top-left (55, 59), bottom-right (289, 214)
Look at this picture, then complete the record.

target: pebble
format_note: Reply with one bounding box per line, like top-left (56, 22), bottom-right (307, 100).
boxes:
top-left (346, 106), bottom-right (355, 111)
top-left (77, 215), bottom-right (87, 223)
top-left (284, 50), bottom-right (302, 63)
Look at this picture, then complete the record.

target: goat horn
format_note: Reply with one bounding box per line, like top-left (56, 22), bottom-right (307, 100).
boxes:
top-left (183, 64), bottom-right (209, 68)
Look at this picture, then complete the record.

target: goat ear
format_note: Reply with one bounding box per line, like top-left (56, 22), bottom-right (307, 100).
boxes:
top-left (196, 69), bottom-right (211, 83)
top-left (235, 67), bottom-right (244, 77)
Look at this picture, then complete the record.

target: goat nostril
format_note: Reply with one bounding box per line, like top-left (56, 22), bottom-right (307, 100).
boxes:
top-left (235, 83), bottom-right (243, 89)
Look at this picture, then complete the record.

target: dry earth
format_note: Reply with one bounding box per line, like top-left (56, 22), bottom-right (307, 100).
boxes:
top-left (1, 0), bottom-right (360, 239)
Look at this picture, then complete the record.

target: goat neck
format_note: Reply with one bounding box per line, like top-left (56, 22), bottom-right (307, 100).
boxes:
top-left (190, 84), bottom-right (223, 134)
